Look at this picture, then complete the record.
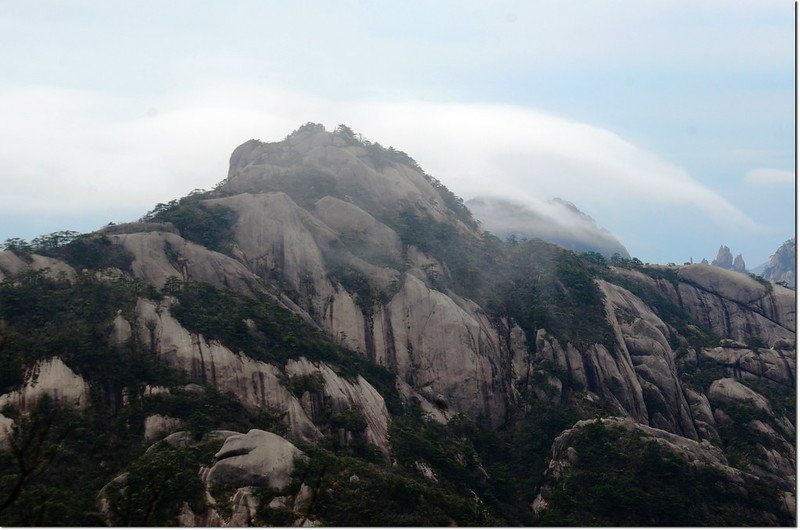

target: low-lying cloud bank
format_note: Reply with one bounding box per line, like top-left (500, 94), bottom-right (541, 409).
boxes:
top-left (0, 82), bottom-right (760, 248)
top-left (466, 195), bottom-right (630, 259)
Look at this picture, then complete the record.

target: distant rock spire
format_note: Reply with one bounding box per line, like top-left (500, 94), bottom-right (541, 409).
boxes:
top-left (712, 245), bottom-right (733, 269)
top-left (732, 254), bottom-right (746, 272)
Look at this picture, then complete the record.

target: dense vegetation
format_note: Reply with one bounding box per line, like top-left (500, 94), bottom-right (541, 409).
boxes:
top-left (536, 421), bottom-right (790, 526)
top-left (0, 271), bottom-right (169, 398)
top-left (142, 193), bottom-right (237, 254)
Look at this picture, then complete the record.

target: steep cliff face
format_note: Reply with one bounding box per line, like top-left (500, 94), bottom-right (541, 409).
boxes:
top-left (132, 297), bottom-right (392, 452)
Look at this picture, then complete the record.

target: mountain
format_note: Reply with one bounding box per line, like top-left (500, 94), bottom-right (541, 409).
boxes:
top-left (465, 195), bottom-right (630, 259)
top-left (759, 238), bottom-right (796, 289)
top-left (0, 123), bottom-right (795, 526)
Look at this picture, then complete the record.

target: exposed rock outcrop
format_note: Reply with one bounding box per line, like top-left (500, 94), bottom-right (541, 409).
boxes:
top-left (0, 251), bottom-right (76, 281)
top-left (610, 264), bottom-right (795, 348)
top-left (597, 280), bottom-right (697, 438)
top-left (699, 346), bottom-right (795, 387)
top-left (135, 298), bottom-right (321, 441)
top-left (708, 378), bottom-right (772, 414)
top-left (143, 414), bottom-right (182, 442)
top-left (110, 231), bottom-right (264, 296)
top-left (285, 358), bottom-right (390, 453)
top-left (221, 124), bottom-right (465, 228)
top-left (207, 429), bottom-right (306, 490)
top-left (0, 357), bottom-right (89, 411)
top-left (200, 187), bottom-right (514, 425)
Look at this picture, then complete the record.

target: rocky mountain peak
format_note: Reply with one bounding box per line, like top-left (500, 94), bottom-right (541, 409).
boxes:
top-left (220, 123), bottom-right (478, 234)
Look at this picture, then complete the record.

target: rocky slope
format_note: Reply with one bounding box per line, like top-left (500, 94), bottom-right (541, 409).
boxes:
top-left (0, 123), bottom-right (794, 526)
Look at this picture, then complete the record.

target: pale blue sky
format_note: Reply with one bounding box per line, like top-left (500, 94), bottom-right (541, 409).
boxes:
top-left (0, 0), bottom-right (795, 265)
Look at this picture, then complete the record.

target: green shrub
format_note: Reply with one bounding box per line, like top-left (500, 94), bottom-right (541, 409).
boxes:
top-left (143, 195), bottom-right (236, 254)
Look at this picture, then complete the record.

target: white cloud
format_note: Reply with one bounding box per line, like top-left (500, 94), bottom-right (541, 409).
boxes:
top-left (743, 168), bottom-right (794, 187)
top-left (335, 100), bottom-right (761, 232)
top-left (0, 82), bottom-right (761, 240)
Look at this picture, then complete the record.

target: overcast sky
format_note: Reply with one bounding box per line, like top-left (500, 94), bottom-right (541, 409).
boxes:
top-left (0, 0), bottom-right (795, 265)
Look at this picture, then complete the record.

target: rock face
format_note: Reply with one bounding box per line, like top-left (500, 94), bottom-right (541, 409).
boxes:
top-left (110, 231), bottom-right (265, 296)
top-left (700, 346), bottom-right (795, 387)
top-left (596, 280), bottom-right (696, 437)
top-left (285, 358), bottom-right (390, 453)
top-left (134, 298), bottom-right (393, 449)
top-left (134, 298), bottom-right (321, 441)
top-left (0, 357), bottom-right (89, 411)
top-left (0, 251), bottom-right (76, 281)
top-left (221, 124), bottom-right (464, 228)
top-left (610, 264), bottom-right (795, 348)
top-left (760, 238), bottom-right (796, 288)
top-left (466, 196), bottom-right (630, 258)
top-left (676, 264), bottom-right (795, 346)
top-left (207, 429), bottom-right (307, 490)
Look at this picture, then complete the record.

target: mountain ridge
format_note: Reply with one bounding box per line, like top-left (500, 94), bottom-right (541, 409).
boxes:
top-left (0, 124), bottom-right (794, 526)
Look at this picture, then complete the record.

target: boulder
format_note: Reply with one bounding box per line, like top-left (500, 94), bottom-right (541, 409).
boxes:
top-left (143, 414), bottom-right (181, 442)
top-left (207, 429), bottom-right (306, 490)
top-left (708, 378), bottom-right (771, 414)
